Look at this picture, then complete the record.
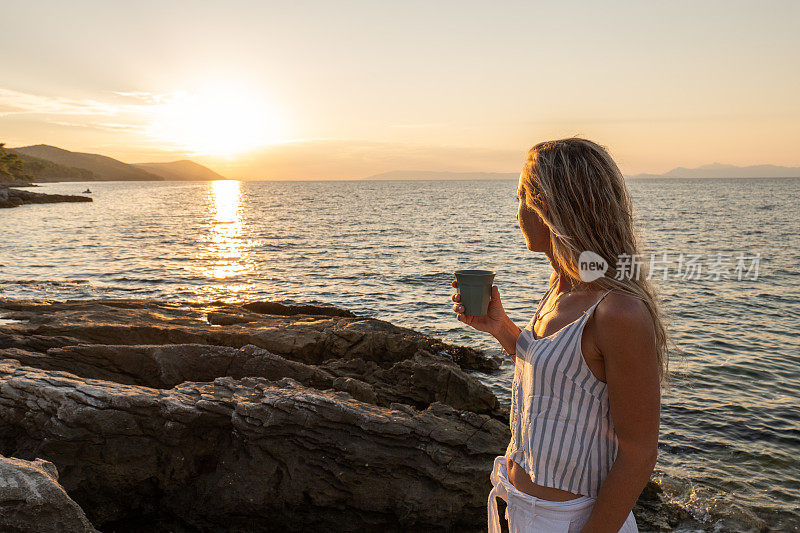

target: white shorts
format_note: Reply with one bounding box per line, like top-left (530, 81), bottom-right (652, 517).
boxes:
top-left (488, 456), bottom-right (639, 533)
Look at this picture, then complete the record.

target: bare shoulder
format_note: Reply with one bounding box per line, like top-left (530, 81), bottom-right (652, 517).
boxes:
top-left (593, 290), bottom-right (655, 347)
top-left (594, 290), bottom-right (661, 457)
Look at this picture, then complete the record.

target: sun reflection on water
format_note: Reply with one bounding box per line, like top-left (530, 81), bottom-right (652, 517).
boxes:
top-left (213, 179), bottom-right (241, 224)
top-left (200, 180), bottom-right (253, 282)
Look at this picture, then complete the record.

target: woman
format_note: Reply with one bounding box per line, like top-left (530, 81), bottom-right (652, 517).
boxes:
top-left (451, 138), bottom-right (667, 532)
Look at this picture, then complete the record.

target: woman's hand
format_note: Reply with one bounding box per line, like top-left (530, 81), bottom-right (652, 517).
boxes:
top-left (451, 279), bottom-right (509, 336)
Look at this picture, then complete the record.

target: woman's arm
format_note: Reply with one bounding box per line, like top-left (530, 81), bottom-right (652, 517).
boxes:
top-left (494, 315), bottom-right (521, 363)
top-left (579, 294), bottom-right (661, 533)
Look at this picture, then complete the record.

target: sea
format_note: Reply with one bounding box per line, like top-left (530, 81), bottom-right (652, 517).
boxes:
top-left (1, 177), bottom-right (798, 532)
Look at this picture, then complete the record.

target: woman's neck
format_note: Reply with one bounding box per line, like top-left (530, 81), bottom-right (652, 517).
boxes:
top-left (545, 249), bottom-right (586, 293)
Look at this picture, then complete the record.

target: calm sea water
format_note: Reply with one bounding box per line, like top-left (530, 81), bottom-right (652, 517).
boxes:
top-left (1, 178), bottom-right (798, 532)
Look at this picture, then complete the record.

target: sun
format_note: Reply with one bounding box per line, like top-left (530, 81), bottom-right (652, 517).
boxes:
top-left (147, 85), bottom-right (283, 156)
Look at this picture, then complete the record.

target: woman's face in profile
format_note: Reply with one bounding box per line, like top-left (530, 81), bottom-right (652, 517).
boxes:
top-left (517, 176), bottom-right (550, 252)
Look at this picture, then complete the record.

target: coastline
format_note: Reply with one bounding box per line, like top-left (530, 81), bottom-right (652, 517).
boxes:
top-left (0, 182), bottom-right (92, 208)
top-left (0, 297), bottom-right (688, 531)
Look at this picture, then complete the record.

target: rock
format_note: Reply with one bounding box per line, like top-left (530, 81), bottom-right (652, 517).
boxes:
top-left (0, 359), bottom-right (508, 531)
top-left (0, 297), bottom-right (501, 372)
top-left (0, 341), bottom-right (501, 419)
top-left (322, 349), bottom-right (500, 416)
top-left (0, 296), bottom-right (684, 530)
top-left (0, 332), bottom-right (85, 352)
top-left (0, 183), bottom-right (92, 208)
top-left (332, 376), bottom-right (379, 404)
top-left (0, 454), bottom-right (97, 532)
top-left (632, 479), bottom-right (692, 531)
top-left (0, 297), bottom-right (510, 530)
top-left (243, 301), bottom-right (356, 318)
top-left (3, 343), bottom-right (335, 391)
top-left (0, 184), bottom-right (22, 208)
top-left (205, 311), bottom-right (257, 325)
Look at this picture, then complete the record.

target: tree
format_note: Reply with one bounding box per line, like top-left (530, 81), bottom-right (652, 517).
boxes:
top-left (0, 143), bottom-right (33, 183)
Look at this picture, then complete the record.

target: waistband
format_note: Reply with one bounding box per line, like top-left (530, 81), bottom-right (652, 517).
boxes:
top-left (487, 455), bottom-right (596, 533)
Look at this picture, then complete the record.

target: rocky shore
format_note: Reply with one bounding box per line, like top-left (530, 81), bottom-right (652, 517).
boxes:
top-left (0, 298), bottom-right (689, 532)
top-left (0, 183), bottom-right (92, 208)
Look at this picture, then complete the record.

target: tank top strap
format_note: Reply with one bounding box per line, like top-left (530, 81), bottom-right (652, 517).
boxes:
top-left (584, 287), bottom-right (616, 319)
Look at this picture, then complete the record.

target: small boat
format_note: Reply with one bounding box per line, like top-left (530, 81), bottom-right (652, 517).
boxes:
top-left (83, 189), bottom-right (92, 194)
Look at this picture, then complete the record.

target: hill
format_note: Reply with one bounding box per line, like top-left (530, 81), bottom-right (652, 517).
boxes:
top-left (13, 152), bottom-right (99, 182)
top-left (9, 145), bottom-right (162, 182)
top-left (367, 170), bottom-right (518, 180)
top-left (629, 163), bottom-right (800, 179)
top-left (132, 160), bottom-right (226, 181)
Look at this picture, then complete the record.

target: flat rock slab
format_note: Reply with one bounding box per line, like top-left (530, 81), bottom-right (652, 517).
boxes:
top-left (0, 297), bottom-right (501, 371)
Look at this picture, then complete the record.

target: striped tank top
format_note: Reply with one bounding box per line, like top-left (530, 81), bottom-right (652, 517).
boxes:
top-left (505, 280), bottom-right (619, 498)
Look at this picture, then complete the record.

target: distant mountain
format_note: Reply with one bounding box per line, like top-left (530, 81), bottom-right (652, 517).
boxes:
top-left (9, 145), bottom-right (162, 182)
top-left (629, 163), bottom-right (800, 179)
top-left (12, 152), bottom-right (99, 182)
top-left (132, 160), bottom-right (226, 181)
top-left (367, 170), bottom-right (518, 180)
top-left (368, 163), bottom-right (800, 181)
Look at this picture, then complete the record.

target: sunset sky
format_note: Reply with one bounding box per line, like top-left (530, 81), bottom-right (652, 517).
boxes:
top-left (1, 0), bottom-right (798, 179)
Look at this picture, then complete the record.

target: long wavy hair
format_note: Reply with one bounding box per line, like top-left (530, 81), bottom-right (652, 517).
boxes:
top-left (520, 137), bottom-right (673, 386)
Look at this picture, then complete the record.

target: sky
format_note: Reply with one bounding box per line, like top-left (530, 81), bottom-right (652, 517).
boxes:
top-left (0, 0), bottom-right (798, 179)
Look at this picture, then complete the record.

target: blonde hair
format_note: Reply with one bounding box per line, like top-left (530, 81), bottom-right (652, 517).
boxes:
top-left (520, 137), bottom-right (675, 386)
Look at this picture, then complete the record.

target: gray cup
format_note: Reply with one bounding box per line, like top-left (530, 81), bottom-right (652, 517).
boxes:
top-left (454, 269), bottom-right (496, 316)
